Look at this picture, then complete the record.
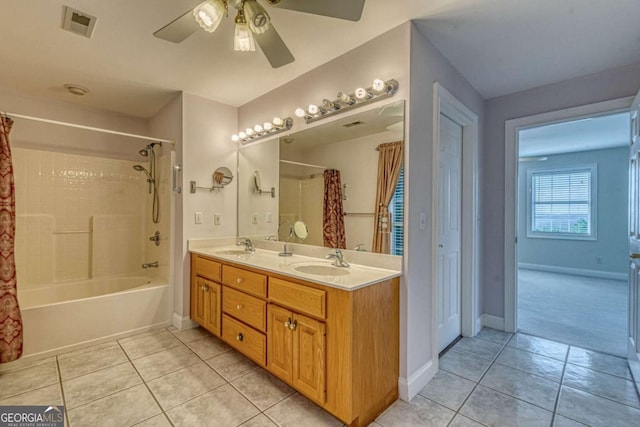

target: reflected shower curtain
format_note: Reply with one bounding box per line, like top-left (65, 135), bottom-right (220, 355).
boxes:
top-left (372, 141), bottom-right (403, 254)
top-left (0, 115), bottom-right (22, 363)
top-left (322, 169), bottom-right (346, 249)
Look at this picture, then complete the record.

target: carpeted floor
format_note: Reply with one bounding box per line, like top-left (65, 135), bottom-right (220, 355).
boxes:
top-left (518, 269), bottom-right (628, 357)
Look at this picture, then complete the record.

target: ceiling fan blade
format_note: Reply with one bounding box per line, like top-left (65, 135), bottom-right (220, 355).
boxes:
top-left (266, 0), bottom-right (365, 21)
top-left (153, 9), bottom-right (200, 43)
top-left (254, 25), bottom-right (295, 68)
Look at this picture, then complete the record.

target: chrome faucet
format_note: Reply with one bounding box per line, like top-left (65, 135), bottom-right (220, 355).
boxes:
top-left (237, 238), bottom-right (255, 252)
top-left (326, 249), bottom-right (350, 267)
top-left (142, 261), bottom-right (158, 269)
top-left (353, 243), bottom-right (366, 252)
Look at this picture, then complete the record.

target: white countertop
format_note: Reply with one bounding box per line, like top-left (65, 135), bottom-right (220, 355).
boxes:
top-left (190, 246), bottom-right (402, 291)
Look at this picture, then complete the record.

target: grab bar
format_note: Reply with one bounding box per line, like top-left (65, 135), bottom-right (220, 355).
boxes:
top-left (172, 165), bottom-right (182, 193)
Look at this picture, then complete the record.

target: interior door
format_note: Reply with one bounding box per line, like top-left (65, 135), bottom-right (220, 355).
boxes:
top-left (437, 113), bottom-right (463, 352)
top-left (628, 90), bottom-right (640, 387)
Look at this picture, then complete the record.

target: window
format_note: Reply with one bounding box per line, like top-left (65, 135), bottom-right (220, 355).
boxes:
top-left (527, 164), bottom-right (597, 240)
top-left (389, 167), bottom-right (404, 256)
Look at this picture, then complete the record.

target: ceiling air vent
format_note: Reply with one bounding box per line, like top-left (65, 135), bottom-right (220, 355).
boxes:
top-left (61, 6), bottom-right (97, 38)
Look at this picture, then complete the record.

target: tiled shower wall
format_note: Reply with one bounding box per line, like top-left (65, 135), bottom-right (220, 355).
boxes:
top-left (12, 147), bottom-right (148, 288)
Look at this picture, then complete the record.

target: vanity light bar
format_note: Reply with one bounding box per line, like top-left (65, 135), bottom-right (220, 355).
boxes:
top-left (232, 117), bottom-right (293, 144)
top-left (295, 78), bottom-right (399, 124)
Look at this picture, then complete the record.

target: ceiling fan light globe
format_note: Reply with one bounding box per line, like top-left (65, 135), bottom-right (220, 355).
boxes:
top-left (234, 22), bottom-right (256, 51)
top-left (193, 0), bottom-right (225, 33)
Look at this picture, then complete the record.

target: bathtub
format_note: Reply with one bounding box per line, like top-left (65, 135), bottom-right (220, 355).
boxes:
top-left (17, 276), bottom-right (172, 358)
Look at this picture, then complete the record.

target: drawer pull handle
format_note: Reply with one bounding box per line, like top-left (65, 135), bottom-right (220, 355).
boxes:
top-left (236, 333), bottom-right (244, 342)
top-left (236, 304), bottom-right (243, 310)
top-left (284, 318), bottom-right (291, 328)
top-left (289, 320), bottom-right (298, 331)
top-left (236, 278), bottom-right (244, 284)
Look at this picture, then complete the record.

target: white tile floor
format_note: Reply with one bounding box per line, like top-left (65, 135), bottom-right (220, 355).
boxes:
top-left (394, 328), bottom-right (640, 427)
top-left (1, 327), bottom-right (638, 426)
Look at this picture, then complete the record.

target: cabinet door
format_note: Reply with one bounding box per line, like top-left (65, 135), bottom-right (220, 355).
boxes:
top-left (292, 312), bottom-right (326, 403)
top-left (191, 277), bottom-right (206, 325)
top-left (267, 304), bottom-right (293, 382)
top-left (203, 280), bottom-right (221, 336)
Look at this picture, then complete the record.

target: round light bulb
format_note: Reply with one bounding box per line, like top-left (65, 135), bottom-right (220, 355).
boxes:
top-left (372, 79), bottom-right (386, 93)
top-left (308, 104), bottom-right (320, 115)
top-left (295, 108), bottom-right (306, 118)
top-left (272, 117), bottom-right (284, 127)
top-left (355, 87), bottom-right (370, 100)
top-left (246, 128), bottom-right (255, 137)
top-left (263, 122), bottom-right (273, 131)
top-left (254, 124), bottom-right (263, 133)
top-left (231, 134), bottom-right (240, 142)
top-left (238, 131), bottom-right (247, 139)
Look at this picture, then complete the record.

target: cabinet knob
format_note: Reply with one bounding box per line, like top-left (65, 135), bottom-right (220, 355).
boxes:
top-left (201, 283), bottom-right (209, 292)
top-left (236, 332), bottom-right (244, 342)
top-left (236, 304), bottom-right (243, 310)
top-left (236, 277), bottom-right (244, 284)
top-left (284, 318), bottom-right (291, 328)
top-left (289, 320), bottom-right (298, 331)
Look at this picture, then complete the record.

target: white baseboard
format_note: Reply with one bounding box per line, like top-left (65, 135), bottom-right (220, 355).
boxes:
top-left (173, 313), bottom-right (198, 330)
top-left (519, 263), bottom-right (627, 281)
top-left (482, 314), bottom-right (505, 331)
top-left (398, 359), bottom-right (436, 401)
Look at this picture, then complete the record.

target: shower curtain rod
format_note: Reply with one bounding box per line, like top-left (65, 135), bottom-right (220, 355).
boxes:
top-left (1, 111), bottom-right (175, 145)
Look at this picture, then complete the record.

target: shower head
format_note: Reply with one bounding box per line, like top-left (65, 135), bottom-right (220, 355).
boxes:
top-left (133, 164), bottom-right (152, 179)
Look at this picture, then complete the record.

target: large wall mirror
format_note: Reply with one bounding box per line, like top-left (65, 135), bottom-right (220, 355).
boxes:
top-left (238, 100), bottom-right (405, 255)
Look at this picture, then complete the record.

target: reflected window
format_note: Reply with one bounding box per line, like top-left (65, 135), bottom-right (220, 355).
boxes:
top-left (389, 167), bottom-right (404, 256)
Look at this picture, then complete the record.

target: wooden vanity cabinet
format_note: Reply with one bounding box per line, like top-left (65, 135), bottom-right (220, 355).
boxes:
top-left (267, 303), bottom-right (326, 404)
top-left (190, 256), bottom-right (222, 336)
top-left (189, 253), bottom-right (399, 427)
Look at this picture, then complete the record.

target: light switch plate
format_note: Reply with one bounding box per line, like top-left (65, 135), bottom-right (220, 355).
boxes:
top-left (214, 213), bottom-right (221, 225)
top-left (251, 213), bottom-right (258, 224)
top-left (195, 212), bottom-right (203, 224)
top-left (265, 212), bottom-right (272, 223)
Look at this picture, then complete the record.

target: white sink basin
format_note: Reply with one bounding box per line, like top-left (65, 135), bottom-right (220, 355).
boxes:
top-left (293, 264), bottom-right (350, 276)
top-left (215, 249), bottom-right (252, 255)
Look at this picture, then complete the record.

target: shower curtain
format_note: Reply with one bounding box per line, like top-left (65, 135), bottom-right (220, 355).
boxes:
top-left (322, 169), bottom-right (346, 249)
top-left (372, 141), bottom-right (403, 254)
top-left (0, 115), bottom-right (22, 363)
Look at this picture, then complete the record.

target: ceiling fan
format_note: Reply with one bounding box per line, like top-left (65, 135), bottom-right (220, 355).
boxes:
top-left (153, 0), bottom-right (366, 68)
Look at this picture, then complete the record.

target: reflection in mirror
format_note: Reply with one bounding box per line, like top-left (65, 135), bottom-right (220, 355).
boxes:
top-left (254, 170), bottom-right (261, 192)
top-left (293, 220), bottom-right (308, 241)
top-left (237, 100), bottom-right (404, 255)
top-left (279, 100), bottom-right (404, 255)
top-left (213, 166), bottom-right (233, 186)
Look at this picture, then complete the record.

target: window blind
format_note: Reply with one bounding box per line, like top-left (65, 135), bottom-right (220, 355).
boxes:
top-left (530, 168), bottom-right (592, 235)
top-left (390, 167), bottom-right (404, 256)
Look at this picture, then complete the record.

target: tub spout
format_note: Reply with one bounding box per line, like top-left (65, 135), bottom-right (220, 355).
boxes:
top-left (142, 261), bottom-right (159, 269)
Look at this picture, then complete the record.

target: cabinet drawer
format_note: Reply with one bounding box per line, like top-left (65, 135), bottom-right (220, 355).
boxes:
top-left (222, 315), bottom-right (266, 366)
top-left (194, 255), bottom-right (221, 282)
top-left (269, 278), bottom-right (326, 319)
top-left (223, 286), bottom-right (266, 332)
top-left (222, 265), bottom-right (267, 298)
